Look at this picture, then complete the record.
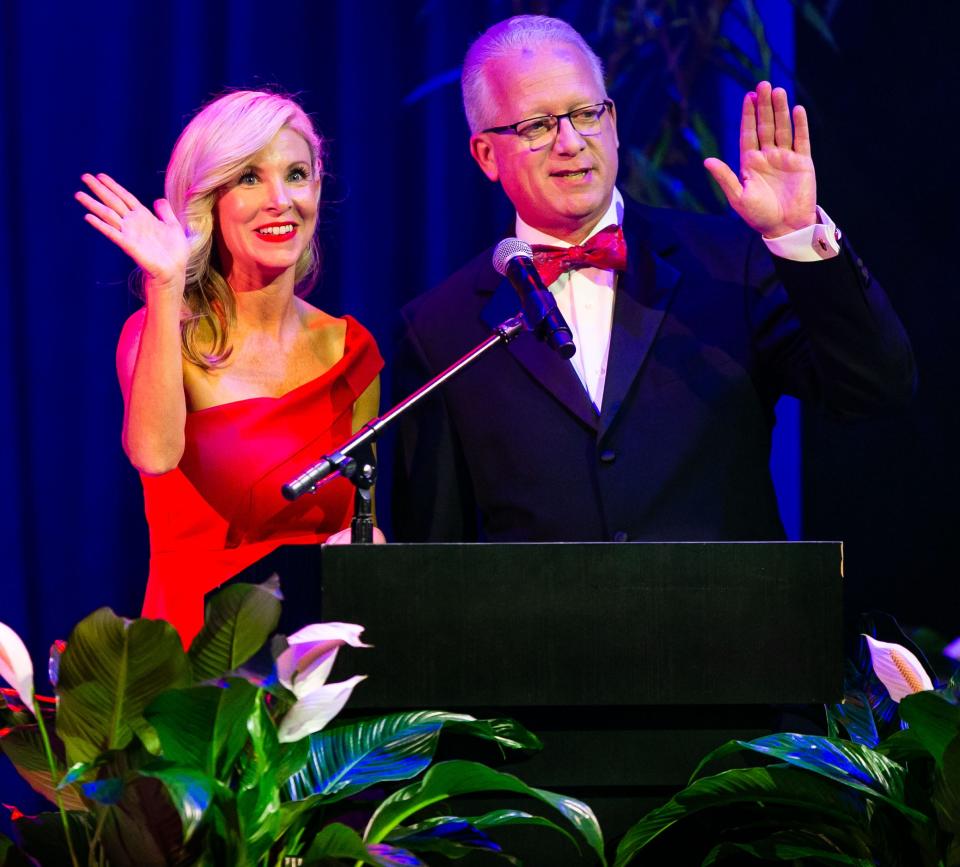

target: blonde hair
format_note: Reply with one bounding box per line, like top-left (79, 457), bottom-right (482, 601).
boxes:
top-left (462, 16), bottom-right (607, 134)
top-left (163, 90), bottom-right (324, 368)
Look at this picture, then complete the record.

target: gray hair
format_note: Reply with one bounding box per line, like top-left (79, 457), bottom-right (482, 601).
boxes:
top-left (462, 15), bottom-right (607, 134)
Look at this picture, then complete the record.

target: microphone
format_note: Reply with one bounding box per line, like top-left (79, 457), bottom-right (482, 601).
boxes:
top-left (493, 238), bottom-right (576, 359)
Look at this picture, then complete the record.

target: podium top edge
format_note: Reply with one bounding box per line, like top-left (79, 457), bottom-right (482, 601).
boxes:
top-left (328, 540), bottom-right (843, 548)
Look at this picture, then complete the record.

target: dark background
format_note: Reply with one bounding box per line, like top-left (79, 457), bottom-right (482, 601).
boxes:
top-left (797, 2), bottom-right (959, 630)
top-left (1, 0), bottom-right (956, 815)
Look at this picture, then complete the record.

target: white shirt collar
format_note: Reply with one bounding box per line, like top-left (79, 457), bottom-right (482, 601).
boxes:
top-left (515, 188), bottom-right (624, 248)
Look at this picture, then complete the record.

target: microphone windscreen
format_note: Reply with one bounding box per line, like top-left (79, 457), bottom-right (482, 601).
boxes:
top-left (492, 237), bottom-right (534, 276)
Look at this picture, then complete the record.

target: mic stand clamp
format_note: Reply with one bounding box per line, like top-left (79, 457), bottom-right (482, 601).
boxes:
top-left (323, 450), bottom-right (377, 544)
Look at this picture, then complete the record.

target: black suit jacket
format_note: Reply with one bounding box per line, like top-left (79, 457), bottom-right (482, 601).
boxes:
top-left (392, 205), bottom-right (915, 543)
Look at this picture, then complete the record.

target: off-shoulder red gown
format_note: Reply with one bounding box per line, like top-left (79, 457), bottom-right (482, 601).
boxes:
top-left (139, 316), bottom-right (383, 645)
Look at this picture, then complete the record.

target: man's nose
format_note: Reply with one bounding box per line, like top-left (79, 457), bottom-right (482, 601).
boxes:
top-left (553, 115), bottom-right (586, 154)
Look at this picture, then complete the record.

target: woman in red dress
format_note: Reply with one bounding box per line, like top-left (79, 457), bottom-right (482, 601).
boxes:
top-left (76, 91), bottom-right (383, 644)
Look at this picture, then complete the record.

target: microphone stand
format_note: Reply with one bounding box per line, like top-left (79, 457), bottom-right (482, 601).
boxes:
top-left (281, 315), bottom-right (525, 542)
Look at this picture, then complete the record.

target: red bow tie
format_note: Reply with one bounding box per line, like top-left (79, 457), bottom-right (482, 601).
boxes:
top-left (530, 224), bottom-right (628, 286)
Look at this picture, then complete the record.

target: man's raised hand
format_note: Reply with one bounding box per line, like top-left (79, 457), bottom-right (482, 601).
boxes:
top-left (704, 81), bottom-right (818, 239)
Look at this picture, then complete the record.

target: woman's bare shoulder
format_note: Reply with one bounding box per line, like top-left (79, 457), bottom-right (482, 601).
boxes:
top-left (297, 299), bottom-right (347, 353)
top-left (297, 298), bottom-right (344, 329)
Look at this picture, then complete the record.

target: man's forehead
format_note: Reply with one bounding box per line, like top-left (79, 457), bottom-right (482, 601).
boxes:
top-left (485, 42), bottom-right (600, 114)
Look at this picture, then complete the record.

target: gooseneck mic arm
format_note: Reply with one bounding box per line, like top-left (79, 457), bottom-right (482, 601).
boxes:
top-left (492, 238), bottom-right (576, 359)
top-left (282, 316), bottom-right (525, 503)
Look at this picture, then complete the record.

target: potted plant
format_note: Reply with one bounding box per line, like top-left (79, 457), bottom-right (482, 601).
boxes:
top-left (0, 578), bottom-right (607, 865)
top-left (614, 624), bottom-right (959, 865)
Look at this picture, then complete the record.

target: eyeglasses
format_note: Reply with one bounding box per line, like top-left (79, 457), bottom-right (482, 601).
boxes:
top-left (482, 100), bottom-right (613, 144)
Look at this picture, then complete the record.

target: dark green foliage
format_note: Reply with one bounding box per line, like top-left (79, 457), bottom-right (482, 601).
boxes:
top-left (0, 582), bottom-right (604, 865)
top-left (616, 633), bottom-right (960, 866)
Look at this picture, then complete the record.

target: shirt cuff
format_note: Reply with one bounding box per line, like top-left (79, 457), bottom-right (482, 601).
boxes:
top-left (762, 206), bottom-right (842, 262)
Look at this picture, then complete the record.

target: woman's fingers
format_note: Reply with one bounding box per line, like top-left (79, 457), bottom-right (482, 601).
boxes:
top-left (75, 189), bottom-right (124, 230)
top-left (83, 212), bottom-right (132, 253)
top-left (80, 173), bottom-right (135, 216)
top-left (93, 173), bottom-right (142, 211)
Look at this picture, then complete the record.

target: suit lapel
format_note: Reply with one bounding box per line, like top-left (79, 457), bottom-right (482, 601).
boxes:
top-left (598, 230), bottom-right (682, 439)
top-left (481, 277), bottom-right (600, 431)
top-left (475, 208), bottom-right (683, 437)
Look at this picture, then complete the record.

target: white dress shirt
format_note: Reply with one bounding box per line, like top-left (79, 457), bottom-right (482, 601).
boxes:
top-left (515, 191), bottom-right (840, 413)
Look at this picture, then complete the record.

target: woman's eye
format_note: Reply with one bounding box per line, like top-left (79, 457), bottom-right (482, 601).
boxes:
top-left (289, 167), bottom-right (309, 182)
top-left (238, 171), bottom-right (258, 185)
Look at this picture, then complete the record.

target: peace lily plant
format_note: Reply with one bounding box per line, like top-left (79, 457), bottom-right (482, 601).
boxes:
top-left (0, 579), bottom-right (606, 866)
top-left (614, 624), bottom-right (960, 866)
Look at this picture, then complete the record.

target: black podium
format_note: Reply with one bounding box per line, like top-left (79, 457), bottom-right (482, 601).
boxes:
top-left (321, 542), bottom-right (841, 708)
top-left (241, 541), bottom-right (842, 860)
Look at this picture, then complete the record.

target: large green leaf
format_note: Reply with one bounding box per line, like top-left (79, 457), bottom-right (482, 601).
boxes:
top-left (274, 737), bottom-right (310, 792)
top-left (899, 690), bottom-right (960, 766)
top-left (693, 733), bottom-right (925, 821)
top-left (385, 817), bottom-right (506, 860)
top-left (932, 735), bottom-right (960, 835)
top-left (826, 691), bottom-right (880, 748)
top-left (188, 578), bottom-right (282, 682)
top-left (364, 759), bottom-right (606, 864)
top-left (877, 727), bottom-right (929, 764)
top-left (387, 809), bottom-right (579, 860)
top-left (285, 711), bottom-right (539, 802)
top-left (97, 775), bottom-right (197, 866)
top-left (144, 678), bottom-right (259, 778)
top-left (0, 724), bottom-right (86, 810)
top-left (236, 692), bottom-right (285, 865)
top-left (302, 822), bottom-right (425, 866)
top-left (702, 831), bottom-right (876, 865)
top-left (55, 608), bottom-right (190, 766)
top-left (614, 765), bottom-right (872, 867)
top-left (139, 764), bottom-right (215, 842)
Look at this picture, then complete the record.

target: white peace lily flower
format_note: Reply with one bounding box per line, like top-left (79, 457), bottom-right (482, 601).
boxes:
top-left (277, 674), bottom-right (367, 743)
top-left (0, 621), bottom-right (35, 711)
top-left (275, 622), bottom-right (370, 744)
top-left (276, 621), bottom-right (370, 691)
top-left (864, 634), bottom-right (934, 702)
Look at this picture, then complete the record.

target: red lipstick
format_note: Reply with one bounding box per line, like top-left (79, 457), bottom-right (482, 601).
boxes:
top-left (254, 222), bottom-right (298, 243)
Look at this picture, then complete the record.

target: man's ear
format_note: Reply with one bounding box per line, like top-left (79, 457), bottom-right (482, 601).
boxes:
top-left (470, 134), bottom-right (500, 182)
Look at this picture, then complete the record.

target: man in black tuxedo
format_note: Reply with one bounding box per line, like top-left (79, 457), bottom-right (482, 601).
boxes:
top-left (392, 15), bottom-right (914, 543)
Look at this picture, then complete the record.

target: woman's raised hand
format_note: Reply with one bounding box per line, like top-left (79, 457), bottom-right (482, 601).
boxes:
top-left (76, 173), bottom-right (191, 291)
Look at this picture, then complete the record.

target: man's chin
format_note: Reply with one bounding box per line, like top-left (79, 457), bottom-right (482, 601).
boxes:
top-left (558, 204), bottom-right (611, 238)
